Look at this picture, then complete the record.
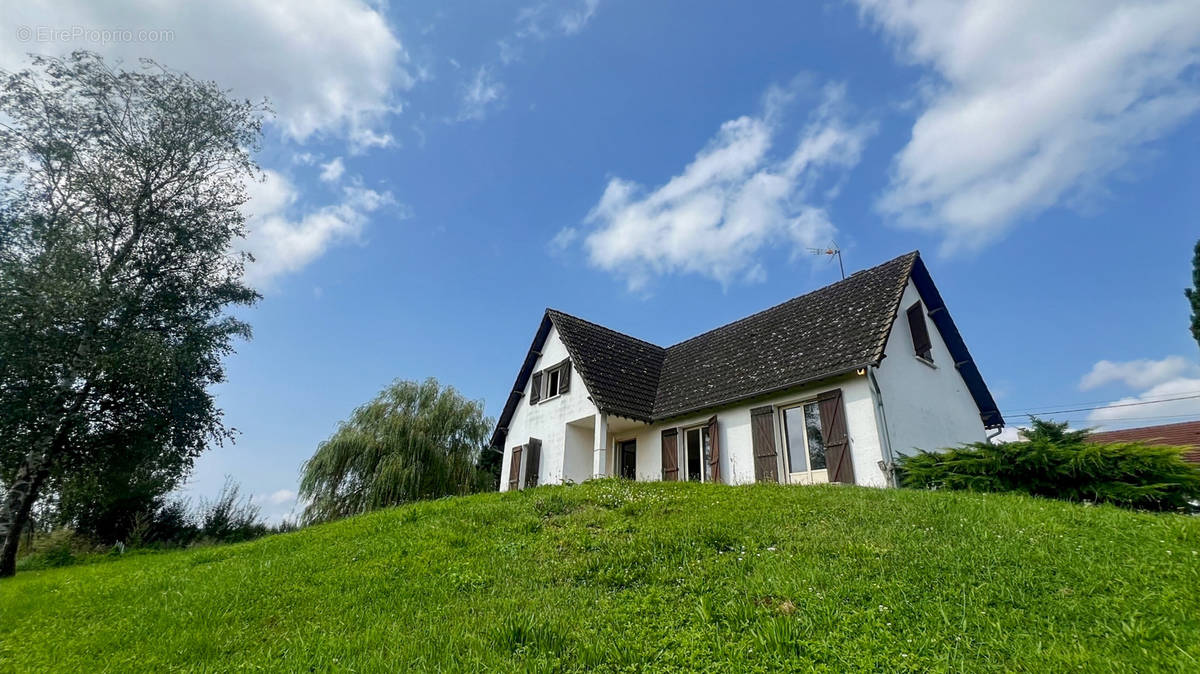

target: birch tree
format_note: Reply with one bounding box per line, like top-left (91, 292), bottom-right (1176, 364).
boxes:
top-left (0, 52), bottom-right (263, 576)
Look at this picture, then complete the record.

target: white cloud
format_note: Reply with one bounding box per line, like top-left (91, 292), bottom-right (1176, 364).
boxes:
top-left (319, 157), bottom-right (346, 183)
top-left (241, 170), bottom-right (396, 286)
top-left (516, 0), bottom-right (602, 40)
top-left (5, 1), bottom-right (414, 283)
top-left (458, 66), bottom-right (505, 121)
top-left (268, 489), bottom-right (297, 505)
top-left (855, 0), bottom-right (1200, 252)
top-left (559, 0), bottom-right (602, 35)
top-left (570, 83), bottom-right (870, 290)
top-left (1086, 376), bottom-right (1200, 430)
top-left (1079, 355), bottom-right (1200, 390)
top-left (3, 0), bottom-right (412, 148)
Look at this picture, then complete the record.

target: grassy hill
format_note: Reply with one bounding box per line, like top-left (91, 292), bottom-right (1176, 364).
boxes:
top-left (2, 481), bottom-right (1198, 672)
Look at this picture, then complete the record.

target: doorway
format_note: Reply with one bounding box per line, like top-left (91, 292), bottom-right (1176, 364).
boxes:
top-left (618, 439), bottom-right (636, 479)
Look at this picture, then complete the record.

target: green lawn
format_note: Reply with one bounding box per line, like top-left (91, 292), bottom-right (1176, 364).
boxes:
top-left (2, 481), bottom-right (1199, 672)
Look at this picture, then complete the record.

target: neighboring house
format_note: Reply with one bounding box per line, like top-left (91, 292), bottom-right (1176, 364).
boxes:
top-left (492, 251), bottom-right (1004, 491)
top-left (1088, 421), bottom-right (1200, 463)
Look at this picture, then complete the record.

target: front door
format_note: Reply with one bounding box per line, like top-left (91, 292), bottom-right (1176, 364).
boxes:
top-left (619, 439), bottom-right (637, 479)
top-left (781, 402), bottom-right (829, 485)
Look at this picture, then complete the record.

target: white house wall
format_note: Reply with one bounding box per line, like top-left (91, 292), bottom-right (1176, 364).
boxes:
top-left (610, 374), bottom-right (888, 487)
top-left (499, 324), bottom-right (598, 491)
top-left (871, 280), bottom-right (988, 458)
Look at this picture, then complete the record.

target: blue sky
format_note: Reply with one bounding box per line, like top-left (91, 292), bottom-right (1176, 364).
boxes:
top-left (8, 0), bottom-right (1200, 519)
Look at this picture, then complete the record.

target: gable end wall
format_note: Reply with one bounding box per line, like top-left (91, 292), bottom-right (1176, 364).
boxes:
top-left (499, 325), bottom-right (597, 491)
top-left (872, 279), bottom-right (988, 457)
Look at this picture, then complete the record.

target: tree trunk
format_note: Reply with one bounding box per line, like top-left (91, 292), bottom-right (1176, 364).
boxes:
top-left (0, 447), bottom-right (52, 577)
top-left (0, 383), bottom-right (89, 577)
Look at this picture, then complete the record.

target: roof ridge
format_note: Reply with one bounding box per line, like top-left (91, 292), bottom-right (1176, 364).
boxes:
top-left (545, 308), bottom-right (666, 352)
top-left (662, 250), bottom-right (920, 352)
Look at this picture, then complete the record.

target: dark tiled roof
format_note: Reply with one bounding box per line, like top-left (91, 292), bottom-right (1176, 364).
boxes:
top-left (547, 309), bottom-right (665, 422)
top-left (1088, 421), bottom-right (1200, 463)
top-left (492, 251), bottom-right (1002, 448)
top-left (652, 252), bottom-right (917, 419)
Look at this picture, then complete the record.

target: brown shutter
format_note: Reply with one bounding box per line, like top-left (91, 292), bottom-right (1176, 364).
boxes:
top-left (558, 361), bottom-right (570, 393)
top-left (660, 429), bottom-right (679, 481)
top-left (508, 445), bottom-right (523, 491)
top-left (907, 302), bottom-right (932, 361)
top-left (818, 389), bottom-right (854, 484)
top-left (524, 438), bottom-right (541, 488)
top-left (530, 372), bottom-right (542, 404)
top-left (750, 406), bottom-right (779, 483)
top-left (706, 415), bottom-right (721, 485)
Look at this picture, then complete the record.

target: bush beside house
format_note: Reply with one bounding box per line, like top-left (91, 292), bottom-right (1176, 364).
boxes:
top-left (899, 418), bottom-right (1200, 511)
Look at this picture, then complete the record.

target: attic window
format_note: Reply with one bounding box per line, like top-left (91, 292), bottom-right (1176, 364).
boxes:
top-left (906, 301), bottom-right (933, 363)
top-left (532, 359), bottom-right (571, 403)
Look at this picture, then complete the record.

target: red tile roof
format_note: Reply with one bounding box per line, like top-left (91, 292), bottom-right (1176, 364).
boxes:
top-left (1088, 421), bottom-right (1200, 463)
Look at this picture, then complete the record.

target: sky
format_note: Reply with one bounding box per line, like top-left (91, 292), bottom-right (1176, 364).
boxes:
top-left (5, 0), bottom-right (1200, 521)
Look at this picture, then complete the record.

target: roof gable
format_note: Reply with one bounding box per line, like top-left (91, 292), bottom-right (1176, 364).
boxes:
top-left (547, 310), bottom-right (664, 422)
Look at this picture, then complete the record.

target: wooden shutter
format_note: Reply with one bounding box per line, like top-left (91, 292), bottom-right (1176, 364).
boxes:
top-left (558, 361), bottom-right (571, 393)
top-left (661, 429), bottom-right (679, 481)
top-left (907, 302), bottom-right (932, 361)
top-left (508, 445), bottom-right (523, 491)
top-left (524, 438), bottom-right (541, 488)
top-left (530, 372), bottom-right (542, 404)
top-left (750, 406), bottom-right (779, 483)
top-left (706, 415), bottom-right (721, 485)
top-left (818, 389), bottom-right (854, 484)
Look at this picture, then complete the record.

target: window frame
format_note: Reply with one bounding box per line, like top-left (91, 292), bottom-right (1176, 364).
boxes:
top-left (906, 300), bottom-right (935, 365)
top-left (681, 424), bottom-right (712, 483)
top-left (778, 398), bottom-right (828, 484)
top-left (533, 359), bottom-right (571, 404)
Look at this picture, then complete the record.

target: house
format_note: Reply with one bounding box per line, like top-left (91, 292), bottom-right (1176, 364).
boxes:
top-left (491, 251), bottom-right (1004, 491)
top-left (1087, 421), bottom-right (1200, 463)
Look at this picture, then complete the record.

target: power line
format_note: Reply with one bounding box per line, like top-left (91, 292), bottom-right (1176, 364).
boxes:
top-left (1002, 389), bottom-right (1200, 414)
top-left (1008, 412), bottom-right (1200, 425)
top-left (1001, 392), bottom-right (1200, 416)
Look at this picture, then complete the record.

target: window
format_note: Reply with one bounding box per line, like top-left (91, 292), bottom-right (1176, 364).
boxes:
top-left (684, 426), bottom-right (711, 482)
top-left (531, 359), bottom-right (571, 404)
top-left (906, 301), bottom-right (933, 362)
top-left (782, 402), bottom-right (826, 480)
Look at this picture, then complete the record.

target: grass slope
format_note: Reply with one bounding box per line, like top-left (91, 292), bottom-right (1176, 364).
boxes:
top-left (2, 481), bottom-right (1199, 672)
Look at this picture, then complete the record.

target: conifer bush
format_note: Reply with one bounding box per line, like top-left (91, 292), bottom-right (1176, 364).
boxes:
top-left (898, 418), bottom-right (1200, 511)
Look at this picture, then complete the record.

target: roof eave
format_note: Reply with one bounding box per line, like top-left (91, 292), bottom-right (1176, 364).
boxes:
top-left (651, 364), bottom-right (868, 423)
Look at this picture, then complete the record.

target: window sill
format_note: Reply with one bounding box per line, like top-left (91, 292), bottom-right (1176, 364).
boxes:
top-left (537, 393), bottom-right (562, 405)
top-left (915, 355), bottom-right (937, 369)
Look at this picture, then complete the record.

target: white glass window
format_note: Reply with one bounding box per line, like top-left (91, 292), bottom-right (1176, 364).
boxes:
top-left (782, 402), bottom-right (827, 483)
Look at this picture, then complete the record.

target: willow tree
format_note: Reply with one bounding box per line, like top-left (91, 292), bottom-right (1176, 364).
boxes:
top-left (0, 52), bottom-right (263, 576)
top-left (299, 378), bottom-right (493, 524)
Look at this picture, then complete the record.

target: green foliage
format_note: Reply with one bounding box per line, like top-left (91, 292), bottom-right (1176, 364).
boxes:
top-left (0, 50), bottom-right (265, 574)
top-left (1187, 239), bottom-right (1200, 349)
top-left (1, 481), bottom-right (1198, 671)
top-left (898, 418), bottom-right (1200, 511)
top-left (299, 378), bottom-right (494, 524)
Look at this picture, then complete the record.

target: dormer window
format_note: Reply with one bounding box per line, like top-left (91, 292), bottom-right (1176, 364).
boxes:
top-left (530, 359), bottom-right (571, 404)
top-left (906, 301), bottom-right (933, 363)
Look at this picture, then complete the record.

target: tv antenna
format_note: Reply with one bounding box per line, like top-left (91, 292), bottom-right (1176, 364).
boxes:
top-left (809, 243), bottom-right (844, 280)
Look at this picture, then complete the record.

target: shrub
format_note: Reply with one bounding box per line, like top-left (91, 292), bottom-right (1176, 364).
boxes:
top-left (898, 418), bottom-right (1200, 511)
top-left (196, 480), bottom-right (268, 543)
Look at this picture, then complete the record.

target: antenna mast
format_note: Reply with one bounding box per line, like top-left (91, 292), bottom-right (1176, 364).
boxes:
top-left (809, 244), bottom-right (845, 280)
